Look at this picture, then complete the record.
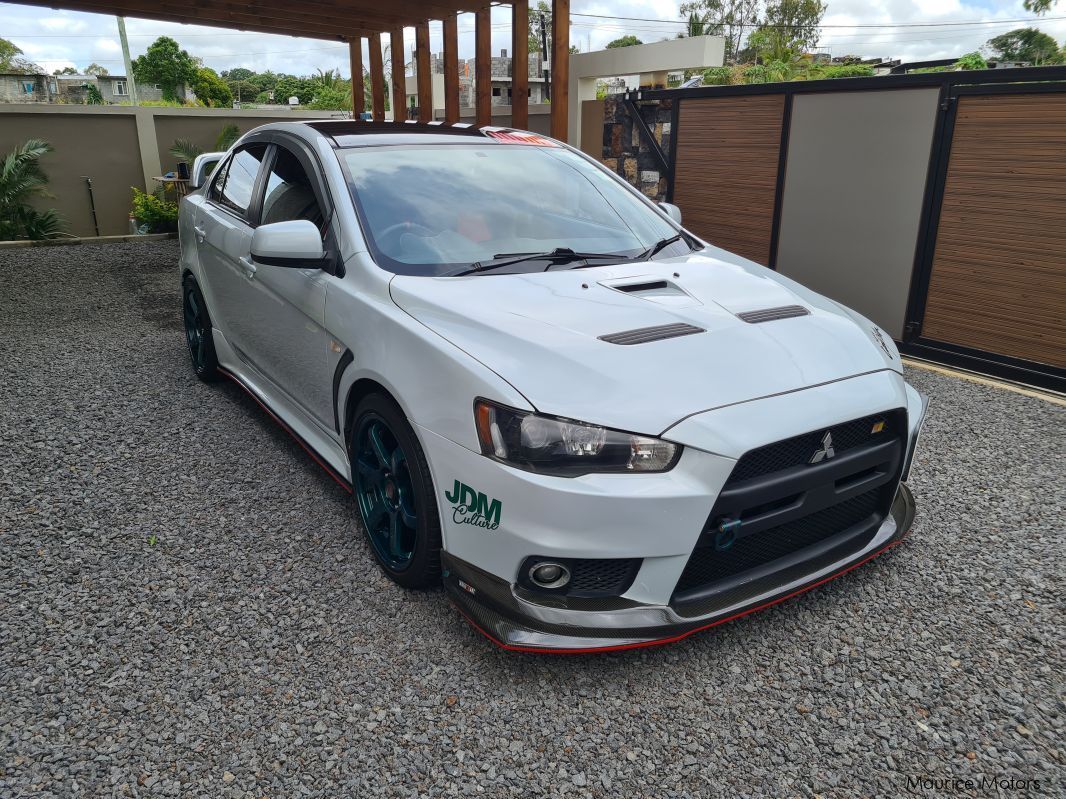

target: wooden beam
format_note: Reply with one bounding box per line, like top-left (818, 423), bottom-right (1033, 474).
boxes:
top-left (415, 21), bottom-right (432, 122)
top-left (511, 1), bottom-right (529, 130)
top-left (369, 33), bottom-right (386, 121)
top-left (391, 28), bottom-right (408, 122)
top-left (550, 0), bottom-right (569, 140)
top-left (475, 6), bottom-right (492, 126)
top-left (443, 14), bottom-right (460, 124)
top-left (349, 38), bottom-right (365, 118)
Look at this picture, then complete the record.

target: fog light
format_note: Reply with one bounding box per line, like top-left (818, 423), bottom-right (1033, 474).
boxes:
top-left (529, 562), bottom-right (570, 589)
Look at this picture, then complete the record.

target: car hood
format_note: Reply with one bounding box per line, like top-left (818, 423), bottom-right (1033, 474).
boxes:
top-left (389, 250), bottom-right (899, 436)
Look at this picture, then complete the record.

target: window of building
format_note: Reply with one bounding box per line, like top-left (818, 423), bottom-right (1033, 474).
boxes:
top-left (20, 81), bottom-right (34, 95)
top-left (114, 80), bottom-right (128, 96)
top-left (492, 87), bottom-right (501, 97)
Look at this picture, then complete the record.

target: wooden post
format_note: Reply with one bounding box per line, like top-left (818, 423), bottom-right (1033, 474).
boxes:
top-left (475, 6), bottom-right (492, 126)
top-left (391, 27), bottom-right (407, 122)
top-left (415, 21), bottom-right (432, 122)
top-left (349, 37), bottom-right (365, 118)
top-left (443, 15), bottom-right (460, 123)
top-left (550, 0), bottom-right (569, 140)
top-left (369, 33), bottom-right (385, 121)
top-left (511, 1), bottom-right (529, 130)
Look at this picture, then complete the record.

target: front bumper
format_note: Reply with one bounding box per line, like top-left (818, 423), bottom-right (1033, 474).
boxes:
top-left (444, 483), bottom-right (916, 653)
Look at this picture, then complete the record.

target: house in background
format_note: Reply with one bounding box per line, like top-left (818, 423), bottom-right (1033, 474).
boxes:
top-left (0, 72), bottom-right (193, 104)
top-left (0, 73), bottom-right (56, 103)
top-left (405, 48), bottom-right (547, 113)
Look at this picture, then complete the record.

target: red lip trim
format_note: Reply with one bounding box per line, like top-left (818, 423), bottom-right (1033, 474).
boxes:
top-left (453, 539), bottom-right (904, 654)
top-left (219, 368), bottom-right (353, 495)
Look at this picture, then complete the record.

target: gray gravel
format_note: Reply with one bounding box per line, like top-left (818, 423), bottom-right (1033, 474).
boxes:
top-left (1, 240), bottom-right (1063, 798)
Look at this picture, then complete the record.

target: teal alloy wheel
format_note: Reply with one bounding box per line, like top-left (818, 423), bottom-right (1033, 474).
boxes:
top-left (183, 286), bottom-right (207, 370)
top-left (354, 415), bottom-right (419, 571)
top-left (181, 276), bottom-right (219, 382)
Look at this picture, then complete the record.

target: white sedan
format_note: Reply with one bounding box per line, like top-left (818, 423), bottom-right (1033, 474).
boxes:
top-left (179, 121), bottom-right (927, 653)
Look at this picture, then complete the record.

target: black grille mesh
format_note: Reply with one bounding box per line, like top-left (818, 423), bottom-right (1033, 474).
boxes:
top-left (675, 489), bottom-right (881, 594)
top-left (728, 412), bottom-right (898, 485)
top-left (568, 558), bottom-right (641, 594)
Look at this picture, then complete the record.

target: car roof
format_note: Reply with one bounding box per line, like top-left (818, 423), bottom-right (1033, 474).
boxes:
top-left (299, 119), bottom-right (553, 148)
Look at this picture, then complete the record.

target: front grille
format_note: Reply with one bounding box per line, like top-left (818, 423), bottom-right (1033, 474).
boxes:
top-left (674, 489), bottom-right (881, 594)
top-left (569, 558), bottom-right (641, 594)
top-left (728, 412), bottom-right (898, 485)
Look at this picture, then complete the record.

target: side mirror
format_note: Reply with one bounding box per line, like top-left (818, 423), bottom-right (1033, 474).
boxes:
top-left (658, 201), bottom-right (682, 225)
top-left (190, 151), bottom-right (227, 189)
top-left (251, 220), bottom-right (325, 268)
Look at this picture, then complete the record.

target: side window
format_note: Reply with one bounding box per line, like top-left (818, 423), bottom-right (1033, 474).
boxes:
top-left (207, 157), bottom-right (230, 202)
top-left (261, 146), bottom-right (325, 230)
top-left (219, 144), bottom-right (268, 217)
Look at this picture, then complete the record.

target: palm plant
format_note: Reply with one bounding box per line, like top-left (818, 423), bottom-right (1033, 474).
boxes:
top-left (169, 138), bottom-right (203, 164)
top-left (0, 138), bottom-right (65, 241)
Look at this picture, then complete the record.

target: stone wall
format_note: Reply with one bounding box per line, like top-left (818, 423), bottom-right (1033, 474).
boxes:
top-left (600, 94), bottom-right (673, 202)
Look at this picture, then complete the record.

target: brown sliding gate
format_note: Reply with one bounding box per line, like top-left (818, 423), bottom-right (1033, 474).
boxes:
top-left (672, 95), bottom-right (785, 266)
top-left (621, 68), bottom-right (1066, 391)
top-left (915, 88), bottom-right (1066, 373)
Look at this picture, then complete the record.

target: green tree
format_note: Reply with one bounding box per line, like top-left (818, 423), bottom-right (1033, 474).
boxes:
top-left (191, 67), bottom-right (233, 107)
top-left (0, 37), bottom-right (42, 74)
top-left (305, 84), bottom-right (350, 110)
top-left (132, 36), bottom-right (198, 101)
top-left (0, 139), bottom-right (65, 241)
top-left (954, 52), bottom-right (988, 70)
top-left (529, 1), bottom-right (551, 54)
top-left (84, 62), bottom-right (109, 76)
top-left (85, 84), bottom-right (104, 104)
top-left (606, 35), bottom-right (644, 48)
top-left (748, 0), bottom-right (826, 64)
top-left (1024, 0), bottom-right (1056, 11)
top-left (53, 66), bottom-right (78, 75)
top-left (986, 28), bottom-right (1064, 64)
top-left (680, 1), bottom-right (759, 62)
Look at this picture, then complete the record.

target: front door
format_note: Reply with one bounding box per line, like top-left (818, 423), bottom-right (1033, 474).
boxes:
top-left (230, 143), bottom-right (334, 428)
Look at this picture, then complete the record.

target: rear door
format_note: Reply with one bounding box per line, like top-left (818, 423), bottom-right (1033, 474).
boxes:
top-left (195, 143), bottom-right (270, 358)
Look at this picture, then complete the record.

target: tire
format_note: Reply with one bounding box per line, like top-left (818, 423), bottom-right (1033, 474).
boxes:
top-left (182, 275), bottom-right (220, 382)
top-left (350, 393), bottom-right (443, 589)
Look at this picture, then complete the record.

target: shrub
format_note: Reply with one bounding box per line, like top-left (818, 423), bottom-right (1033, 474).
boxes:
top-left (0, 139), bottom-right (65, 241)
top-left (131, 187), bottom-right (179, 233)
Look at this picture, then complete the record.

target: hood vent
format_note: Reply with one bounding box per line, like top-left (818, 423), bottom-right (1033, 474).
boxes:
top-left (737, 305), bottom-right (810, 324)
top-left (614, 280), bottom-right (669, 293)
top-left (599, 322), bottom-right (705, 345)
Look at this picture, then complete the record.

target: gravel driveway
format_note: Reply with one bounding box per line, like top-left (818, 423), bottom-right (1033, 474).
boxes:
top-left (1, 240), bottom-right (1062, 798)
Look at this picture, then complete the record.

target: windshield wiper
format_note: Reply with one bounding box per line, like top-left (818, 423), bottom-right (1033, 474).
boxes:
top-left (449, 247), bottom-right (626, 277)
top-left (636, 234), bottom-right (684, 261)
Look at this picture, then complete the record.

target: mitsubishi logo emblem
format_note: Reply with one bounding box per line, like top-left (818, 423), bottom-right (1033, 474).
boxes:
top-left (810, 431), bottom-right (836, 464)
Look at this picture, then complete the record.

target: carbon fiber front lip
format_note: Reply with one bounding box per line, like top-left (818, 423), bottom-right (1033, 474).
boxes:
top-left (444, 483), bottom-right (916, 653)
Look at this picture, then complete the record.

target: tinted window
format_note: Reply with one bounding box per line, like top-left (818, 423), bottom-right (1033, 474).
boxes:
top-left (261, 146), bottom-right (325, 229)
top-left (340, 144), bottom-right (680, 276)
top-left (219, 144), bottom-right (267, 216)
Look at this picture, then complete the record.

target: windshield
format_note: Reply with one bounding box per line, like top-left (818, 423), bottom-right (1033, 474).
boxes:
top-left (339, 143), bottom-right (685, 276)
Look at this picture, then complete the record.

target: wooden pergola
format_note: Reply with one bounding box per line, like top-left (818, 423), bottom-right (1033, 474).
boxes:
top-left (17, 0), bottom-right (570, 137)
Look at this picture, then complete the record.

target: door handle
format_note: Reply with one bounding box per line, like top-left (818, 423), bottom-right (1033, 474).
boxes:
top-left (238, 256), bottom-right (257, 279)
top-left (193, 225), bottom-right (206, 241)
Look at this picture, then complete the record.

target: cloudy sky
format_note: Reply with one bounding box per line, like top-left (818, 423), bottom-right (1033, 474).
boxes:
top-left (3, 0), bottom-right (1065, 78)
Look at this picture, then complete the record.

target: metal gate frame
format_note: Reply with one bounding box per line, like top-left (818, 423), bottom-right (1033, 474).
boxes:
top-left (630, 66), bottom-right (1066, 392)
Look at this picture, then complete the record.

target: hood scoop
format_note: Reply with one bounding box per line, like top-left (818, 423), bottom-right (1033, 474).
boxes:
top-left (600, 276), bottom-right (701, 308)
top-left (736, 305), bottom-right (810, 324)
top-left (599, 322), bottom-right (705, 346)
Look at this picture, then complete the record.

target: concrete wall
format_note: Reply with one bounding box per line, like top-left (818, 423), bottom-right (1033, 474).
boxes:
top-left (433, 103), bottom-right (551, 134)
top-left (0, 105), bottom-right (331, 237)
top-left (774, 89), bottom-right (940, 338)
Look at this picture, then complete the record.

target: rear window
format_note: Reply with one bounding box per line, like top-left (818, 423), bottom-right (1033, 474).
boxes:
top-left (338, 144), bottom-right (677, 276)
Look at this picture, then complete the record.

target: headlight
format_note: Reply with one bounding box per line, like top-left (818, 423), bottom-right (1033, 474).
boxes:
top-left (474, 399), bottom-right (680, 476)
